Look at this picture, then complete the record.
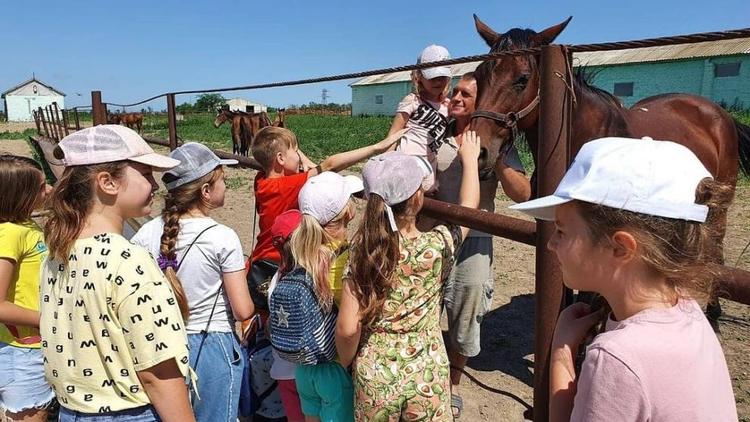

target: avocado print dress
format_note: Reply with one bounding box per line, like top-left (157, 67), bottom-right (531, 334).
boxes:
top-left (352, 225), bottom-right (461, 422)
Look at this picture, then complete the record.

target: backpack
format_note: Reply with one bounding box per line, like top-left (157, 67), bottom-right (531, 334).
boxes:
top-left (268, 267), bottom-right (337, 365)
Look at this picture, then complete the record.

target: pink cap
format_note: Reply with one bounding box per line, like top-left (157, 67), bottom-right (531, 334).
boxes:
top-left (58, 125), bottom-right (180, 170)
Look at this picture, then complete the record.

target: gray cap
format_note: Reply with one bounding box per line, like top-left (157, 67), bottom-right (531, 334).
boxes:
top-left (162, 142), bottom-right (238, 190)
top-left (362, 151), bottom-right (432, 231)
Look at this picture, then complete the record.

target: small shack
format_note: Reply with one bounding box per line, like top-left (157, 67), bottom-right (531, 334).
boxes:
top-left (2, 77), bottom-right (65, 121)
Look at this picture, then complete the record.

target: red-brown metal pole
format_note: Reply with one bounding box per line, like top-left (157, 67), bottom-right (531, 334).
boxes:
top-left (32, 110), bottom-right (42, 135)
top-left (533, 44), bottom-right (570, 422)
top-left (74, 108), bottom-right (81, 130)
top-left (38, 107), bottom-right (50, 138)
top-left (45, 107), bottom-right (56, 140)
top-left (92, 91), bottom-right (106, 126)
top-left (52, 102), bottom-right (63, 140)
top-left (61, 109), bottom-right (70, 135)
top-left (166, 94), bottom-right (178, 151)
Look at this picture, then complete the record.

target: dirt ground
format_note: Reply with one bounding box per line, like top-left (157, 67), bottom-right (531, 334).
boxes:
top-left (2, 137), bottom-right (749, 421)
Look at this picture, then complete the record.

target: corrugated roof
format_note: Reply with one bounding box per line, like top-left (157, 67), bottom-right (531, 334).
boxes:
top-left (1, 77), bottom-right (65, 97)
top-left (351, 37), bottom-right (750, 86)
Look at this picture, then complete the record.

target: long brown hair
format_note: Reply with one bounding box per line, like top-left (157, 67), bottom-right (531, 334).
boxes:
top-left (159, 167), bottom-right (224, 320)
top-left (577, 178), bottom-right (733, 302)
top-left (348, 195), bottom-right (408, 327)
top-left (45, 147), bottom-right (128, 262)
top-left (0, 155), bottom-right (44, 223)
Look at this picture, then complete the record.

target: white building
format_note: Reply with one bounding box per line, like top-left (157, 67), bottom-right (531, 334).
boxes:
top-left (225, 97), bottom-right (267, 113)
top-left (2, 77), bottom-right (65, 121)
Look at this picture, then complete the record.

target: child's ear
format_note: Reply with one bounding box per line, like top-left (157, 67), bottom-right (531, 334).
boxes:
top-left (275, 150), bottom-right (285, 167)
top-left (96, 171), bottom-right (119, 195)
top-left (610, 231), bottom-right (638, 262)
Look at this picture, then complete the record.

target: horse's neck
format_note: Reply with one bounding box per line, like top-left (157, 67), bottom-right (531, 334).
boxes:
top-left (570, 84), bottom-right (630, 154)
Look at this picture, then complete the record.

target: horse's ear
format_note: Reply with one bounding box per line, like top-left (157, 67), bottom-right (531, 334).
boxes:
top-left (534, 16), bottom-right (572, 45)
top-left (474, 14), bottom-right (500, 47)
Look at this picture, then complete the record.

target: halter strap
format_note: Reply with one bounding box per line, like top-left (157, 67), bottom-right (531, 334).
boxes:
top-left (470, 94), bottom-right (540, 144)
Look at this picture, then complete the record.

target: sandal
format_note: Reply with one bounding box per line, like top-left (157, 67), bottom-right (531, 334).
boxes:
top-left (451, 393), bottom-right (463, 419)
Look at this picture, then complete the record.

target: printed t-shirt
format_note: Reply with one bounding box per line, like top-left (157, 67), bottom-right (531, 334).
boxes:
top-left (131, 217), bottom-right (246, 334)
top-left (435, 133), bottom-right (525, 238)
top-left (0, 220), bottom-right (47, 348)
top-left (571, 299), bottom-right (737, 422)
top-left (39, 233), bottom-right (191, 414)
top-left (251, 172), bottom-right (309, 263)
top-left (395, 93), bottom-right (450, 191)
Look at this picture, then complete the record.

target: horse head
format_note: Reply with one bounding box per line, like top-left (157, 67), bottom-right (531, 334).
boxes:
top-left (214, 108), bottom-right (231, 128)
top-left (471, 14), bottom-right (571, 177)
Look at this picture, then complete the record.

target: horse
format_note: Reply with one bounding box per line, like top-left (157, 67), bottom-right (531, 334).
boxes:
top-left (469, 15), bottom-right (750, 323)
top-left (119, 112), bottom-right (143, 133)
top-left (214, 109), bottom-right (274, 156)
top-left (272, 109), bottom-right (286, 128)
top-left (214, 108), bottom-right (244, 155)
top-left (107, 112), bottom-right (121, 124)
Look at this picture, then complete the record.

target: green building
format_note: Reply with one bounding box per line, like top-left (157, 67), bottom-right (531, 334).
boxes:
top-left (351, 37), bottom-right (750, 116)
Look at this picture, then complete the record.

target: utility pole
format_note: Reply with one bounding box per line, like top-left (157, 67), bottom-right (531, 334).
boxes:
top-left (321, 89), bottom-right (330, 105)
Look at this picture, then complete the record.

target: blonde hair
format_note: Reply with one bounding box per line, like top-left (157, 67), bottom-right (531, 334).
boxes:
top-left (159, 167), bottom-right (225, 320)
top-left (0, 155), bottom-right (45, 223)
top-left (45, 147), bottom-right (128, 262)
top-left (410, 70), bottom-right (451, 101)
top-left (251, 126), bottom-right (299, 172)
top-left (577, 178), bottom-right (733, 302)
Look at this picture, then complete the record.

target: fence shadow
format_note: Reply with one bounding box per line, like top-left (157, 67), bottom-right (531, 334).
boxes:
top-left (467, 293), bottom-right (535, 387)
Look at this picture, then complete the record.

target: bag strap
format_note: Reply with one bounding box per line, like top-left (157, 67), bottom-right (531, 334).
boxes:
top-left (175, 224), bottom-right (219, 272)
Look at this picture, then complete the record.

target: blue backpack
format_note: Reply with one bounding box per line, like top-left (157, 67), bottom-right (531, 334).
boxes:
top-left (268, 267), bottom-right (337, 365)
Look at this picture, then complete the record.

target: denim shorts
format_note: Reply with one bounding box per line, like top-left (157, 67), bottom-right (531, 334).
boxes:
top-left (0, 342), bottom-right (55, 413)
top-left (58, 405), bottom-right (160, 421)
top-left (188, 331), bottom-right (245, 422)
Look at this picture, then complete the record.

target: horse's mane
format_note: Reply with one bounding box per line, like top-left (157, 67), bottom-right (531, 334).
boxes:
top-left (574, 66), bottom-right (623, 108)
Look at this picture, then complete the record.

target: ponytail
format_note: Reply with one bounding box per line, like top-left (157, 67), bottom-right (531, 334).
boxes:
top-left (45, 147), bottom-right (127, 262)
top-left (289, 215), bottom-right (334, 312)
top-left (348, 195), bottom-right (403, 327)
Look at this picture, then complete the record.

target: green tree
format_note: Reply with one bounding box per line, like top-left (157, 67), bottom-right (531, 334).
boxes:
top-left (194, 94), bottom-right (226, 112)
top-left (176, 102), bottom-right (195, 113)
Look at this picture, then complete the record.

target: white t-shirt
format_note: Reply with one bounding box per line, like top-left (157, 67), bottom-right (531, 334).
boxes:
top-left (131, 217), bottom-right (246, 334)
top-left (267, 272), bottom-right (297, 380)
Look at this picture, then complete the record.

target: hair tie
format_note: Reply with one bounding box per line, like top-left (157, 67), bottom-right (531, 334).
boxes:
top-left (157, 254), bottom-right (178, 271)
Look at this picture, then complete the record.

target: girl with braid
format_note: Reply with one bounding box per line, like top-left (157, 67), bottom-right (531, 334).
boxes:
top-left (132, 143), bottom-right (254, 422)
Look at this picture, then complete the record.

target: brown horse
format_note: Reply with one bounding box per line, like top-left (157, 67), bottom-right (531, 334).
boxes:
top-left (107, 112), bottom-right (121, 124)
top-left (214, 109), bottom-right (244, 155)
top-left (469, 16), bottom-right (750, 321)
top-left (120, 113), bottom-right (143, 133)
top-left (272, 109), bottom-right (286, 128)
top-left (214, 109), bottom-right (275, 156)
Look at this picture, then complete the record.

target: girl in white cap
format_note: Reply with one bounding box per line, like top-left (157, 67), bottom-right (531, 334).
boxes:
top-left (131, 142), bottom-right (254, 422)
top-left (40, 125), bottom-right (195, 421)
top-left (336, 133), bottom-right (481, 421)
top-left (267, 171), bottom-right (363, 421)
top-left (388, 44), bottom-right (453, 192)
top-left (510, 137), bottom-right (738, 421)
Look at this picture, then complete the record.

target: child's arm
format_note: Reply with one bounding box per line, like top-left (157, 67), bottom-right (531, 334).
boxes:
top-left (223, 270), bottom-right (255, 321)
top-left (386, 113), bottom-right (409, 152)
top-left (137, 358), bottom-right (196, 422)
top-left (0, 258), bottom-right (40, 327)
top-left (456, 131), bottom-right (482, 241)
top-left (335, 279), bottom-right (362, 368)
top-left (308, 128), bottom-right (408, 177)
top-left (549, 303), bottom-right (604, 422)
top-left (297, 149), bottom-right (317, 172)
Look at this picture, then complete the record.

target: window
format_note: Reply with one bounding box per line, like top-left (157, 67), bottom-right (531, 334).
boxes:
top-left (715, 63), bottom-right (740, 78)
top-left (375, 95), bottom-right (384, 104)
top-left (613, 82), bottom-right (634, 97)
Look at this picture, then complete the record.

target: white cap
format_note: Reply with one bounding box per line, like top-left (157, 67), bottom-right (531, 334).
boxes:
top-left (418, 44), bottom-right (451, 80)
top-left (298, 171), bottom-right (364, 225)
top-left (510, 137), bottom-right (712, 222)
top-left (362, 151), bottom-right (433, 231)
top-left (59, 125), bottom-right (180, 170)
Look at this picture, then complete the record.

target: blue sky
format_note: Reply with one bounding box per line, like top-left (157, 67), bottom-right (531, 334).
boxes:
top-left (2, 0), bottom-right (748, 111)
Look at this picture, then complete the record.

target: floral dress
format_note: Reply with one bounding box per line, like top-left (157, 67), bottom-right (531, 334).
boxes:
top-left (352, 225), bottom-right (461, 422)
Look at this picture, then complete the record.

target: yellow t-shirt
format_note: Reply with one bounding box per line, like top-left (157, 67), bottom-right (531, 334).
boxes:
top-left (327, 241), bottom-right (349, 306)
top-left (39, 233), bottom-right (191, 414)
top-left (0, 220), bottom-right (47, 348)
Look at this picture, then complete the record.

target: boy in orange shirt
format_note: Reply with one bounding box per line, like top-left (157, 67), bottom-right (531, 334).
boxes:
top-left (247, 126), bottom-right (406, 310)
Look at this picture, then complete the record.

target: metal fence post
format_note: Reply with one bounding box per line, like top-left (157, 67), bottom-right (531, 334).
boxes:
top-left (166, 94), bottom-right (178, 151)
top-left (74, 108), bottom-right (81, 130)
top-left (533, 44), bottom-right (571, 422)
top-left (92, 91), bottom-right (106, 125)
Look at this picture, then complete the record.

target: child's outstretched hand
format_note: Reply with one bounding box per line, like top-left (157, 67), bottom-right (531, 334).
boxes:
top-left (552, 302), bottom-right (605, 353)
top-left (458, 130), bottom-right (482, 166)
top-left (374, 128), bottom-right (408, 154)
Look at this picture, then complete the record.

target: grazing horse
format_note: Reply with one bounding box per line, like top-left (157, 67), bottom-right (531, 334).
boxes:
top-left (469, 15), bottom-right (750, 322)
top-left (120, 113), bottom-right (143, 133)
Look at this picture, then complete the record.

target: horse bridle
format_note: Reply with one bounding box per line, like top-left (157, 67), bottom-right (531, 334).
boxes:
top-left (470, 93), bottom-right (540, 154)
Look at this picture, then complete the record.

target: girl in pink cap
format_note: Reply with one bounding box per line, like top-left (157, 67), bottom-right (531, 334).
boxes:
top-left (39, 125), bottom-right (195, 422)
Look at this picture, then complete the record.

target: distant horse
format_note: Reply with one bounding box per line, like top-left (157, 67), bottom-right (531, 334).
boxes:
top-left (469, 15), bottom-right (750, 322)
top-left (107, 112), bottom-right (121, 124)
top-left (214, 109), bottom-right (275, 156)
top-left (120, 113), bottom-right (143, 133)
top-left (272, 109), bottom-right (286, 128)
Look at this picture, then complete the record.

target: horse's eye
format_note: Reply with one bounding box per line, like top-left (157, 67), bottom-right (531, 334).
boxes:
top-left (514, 74), bottom-right (530, 90)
